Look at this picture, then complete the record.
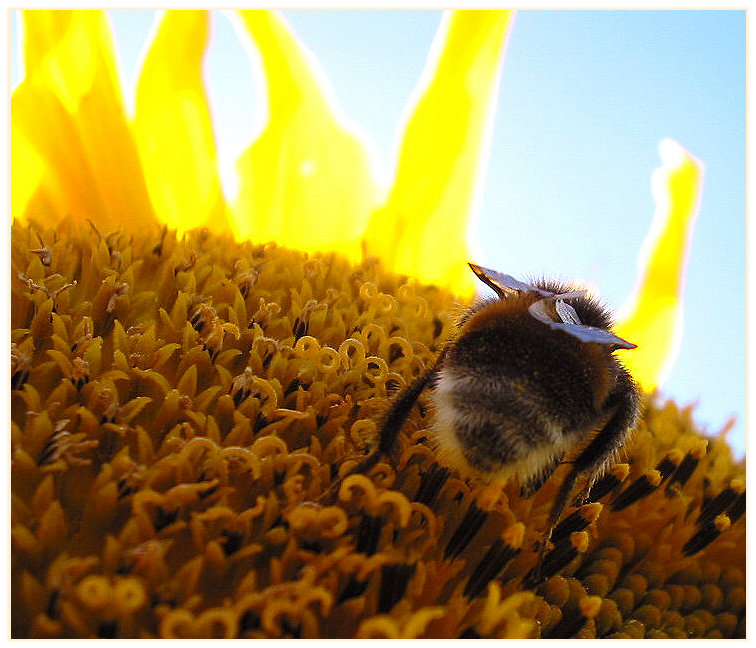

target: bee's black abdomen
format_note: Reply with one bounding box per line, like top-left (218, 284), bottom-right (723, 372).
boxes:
top-left (433, 307), bottom-right (609, 478)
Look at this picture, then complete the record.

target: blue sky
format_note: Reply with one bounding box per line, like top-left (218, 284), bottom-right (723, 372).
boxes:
top-left (11, 10), bottom-right (746, 458)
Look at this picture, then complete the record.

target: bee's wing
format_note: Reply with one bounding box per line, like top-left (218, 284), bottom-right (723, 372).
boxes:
top-left (554, 299), bottom-right (581, 326)
top-left (529, 299), bottom-right (637, 349)
top-left (468, 263), bottom-right (551, 298)
top-left (560, 323), bottom-right (637, 349)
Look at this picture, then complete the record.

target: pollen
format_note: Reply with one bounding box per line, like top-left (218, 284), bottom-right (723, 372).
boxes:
top-left (10, 219), bottom-right (745, 638)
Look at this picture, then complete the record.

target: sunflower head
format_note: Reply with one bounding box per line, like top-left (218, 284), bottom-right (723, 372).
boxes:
top-left (11, 215), bottom-right (745, 639)
top-left (11, 9), bottom-right (743, 640)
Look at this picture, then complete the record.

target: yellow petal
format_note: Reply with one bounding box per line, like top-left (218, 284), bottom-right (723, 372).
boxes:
top-left (10, 124), bottom-right (46, 222)
top-left (614, 139), bottom-right (704, 390)
top-left (362, 10), bottom-right (515, 296)
top-left (11, 10), bottom-right (156, 230)
top-left (231, 10), bottom-right (381, 259)
top-left (132, 10), bottom-right (230, 234)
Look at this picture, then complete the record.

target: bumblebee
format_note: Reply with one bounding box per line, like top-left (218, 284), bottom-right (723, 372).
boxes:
top-left (354, 263), bottom-right (640, 551)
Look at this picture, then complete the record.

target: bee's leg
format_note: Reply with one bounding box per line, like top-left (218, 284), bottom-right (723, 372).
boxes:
top-left (535, 368), bottom-right (639, 580)
top-left (317, 367), bottom-right (438, 503)
top-left (371, 345), bottom-right (448, 461)
top-left (519, 452), bottom-right (564, 498)
top-left (376, 368), bottom-right (437, 456)
top-left (570, 483), bottom-right (593, 508)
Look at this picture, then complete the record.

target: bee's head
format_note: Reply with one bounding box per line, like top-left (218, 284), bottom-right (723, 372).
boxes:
top-left (468, 263), bottom-right (636, 352)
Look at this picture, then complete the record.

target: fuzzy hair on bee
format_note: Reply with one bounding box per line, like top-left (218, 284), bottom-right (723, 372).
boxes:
top-left (347, 262), bottom-right (640, 563)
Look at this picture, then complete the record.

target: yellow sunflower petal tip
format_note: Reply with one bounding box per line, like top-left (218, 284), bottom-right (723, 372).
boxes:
top-left (132, 10), bottom-right (229, 235)
top-left (230, 9), bottom-right (381, 260)
top-left (615, 138), bottom-right (704, 390)
top-left (363, 10), bottom-right (515, 297)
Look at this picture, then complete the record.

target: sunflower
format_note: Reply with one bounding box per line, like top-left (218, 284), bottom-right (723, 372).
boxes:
top-left (11, 9), bottom-right (744, 639)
